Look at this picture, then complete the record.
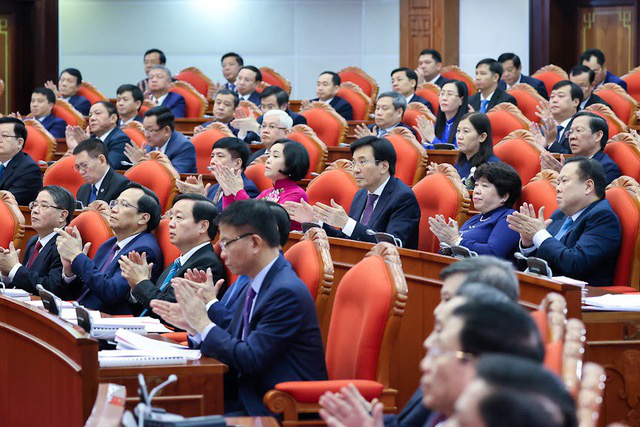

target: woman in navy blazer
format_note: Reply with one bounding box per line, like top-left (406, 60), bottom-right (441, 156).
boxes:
top-left (452, 112), bottom-right (501, 189)
top-left (429, 162), bottom-right (522, 260)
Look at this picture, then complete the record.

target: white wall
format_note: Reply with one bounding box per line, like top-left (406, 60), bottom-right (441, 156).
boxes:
top-left (59, 0), bottom-right (399, 100)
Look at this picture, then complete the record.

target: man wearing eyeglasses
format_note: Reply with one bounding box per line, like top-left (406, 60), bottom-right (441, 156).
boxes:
top-left (0, 117), bottom-right (43, 205)
top-left (246, 110), bottom-right (292, 165)
top-left (74, 138), bottom-right (130, 208)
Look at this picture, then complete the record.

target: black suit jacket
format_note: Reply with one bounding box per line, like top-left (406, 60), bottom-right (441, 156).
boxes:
top-left (499, 75), bottom-right (549, 99)
top-left (547, 117), bottom-right (575, 154)
top-left (433, 75), bottom-right (452, 88)
top-left (101, 127), bottom-right (131, 170)
top-left (76, 167), bottom-right (130, 207)
top-left (12, 235), bottom-right (64, 296)
top-left (468, 87), bottom-right (518, 112)
top-left (311, 96), bottom-right (354, 121)
top-left (582, 93), bottom-right (612, 110)
top-left (0, 151), bottom-right (43, 205)
top-left (408, 94), bottom-right (434, 112)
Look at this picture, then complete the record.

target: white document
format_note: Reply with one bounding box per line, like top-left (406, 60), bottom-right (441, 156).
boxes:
top-left (583, 294), bottom-right (640, 311)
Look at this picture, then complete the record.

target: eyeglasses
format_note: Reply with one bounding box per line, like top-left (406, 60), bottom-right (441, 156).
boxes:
top-left (28, 201), bottom-right (64, 211)
top-left (425, 347), bottom-right (474, 362)
top-left (109, 199), bottom-right (141, 212)
top-left (73, 157), bottom-right (99, 172)
top-left (438, 91), bottom-right (460, 98)
top-left (259, 124), bottom-right (288, 131)
top-left (144, 127), bottom-right (163, 135)
top-left (0, 134), bottom-right (19, 141)
top-left (219, 233), bottom-right (253, 251)
top-left (353, 159), bottom-right (380, 169)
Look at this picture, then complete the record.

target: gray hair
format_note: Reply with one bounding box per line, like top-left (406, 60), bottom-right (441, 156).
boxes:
top-left (263, 109), bottom-right (293, 129)
top-left (149, 64), bottom-right (172, 79)
top-left (377, 91), bottom-right (407, 113)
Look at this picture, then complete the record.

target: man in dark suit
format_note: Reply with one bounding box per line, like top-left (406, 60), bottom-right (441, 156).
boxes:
top-left (246, 110), bottom-right (292, 164)
top-left (469, 59), bottom-right (518, 113)
top-left (28, 87), bottom-right (66, 138)
top-left (235, 66), bottom-right (262, 106)
top-left (138, 49), bottom-right (167, 95)
top-left (0, 186), bottom-right (74, 296)
top-left (354, 92), bottom-right (417, 138)
top-left (569, 65), bottom-right (611, 110)
top-left (497, 53), bottom-right (548, 99)
top-left (580, 48), bottom-right (628, 91)
top-left (391, 67), bottom-right (434, 111)
top-left (147, 65), bottom-right (186, 118)
top-left (286, 136), bottom-right (421, 249)
top-left (310, 71), bottom-right (354, 121)
top-left (73, 138), bottom-right (130, 207)
top-left (152, 199), bottom-right (327, 415)
top-left (56, 183), bottom-right (164, 314)
top-left (45, 68), bottom-right (91, 116)
top-left (0, 117), bottom-right (43, 205)
top-left (116, 84), bottom-right (144, 126)
top-left (121, 194), bottom-right (225, 315)
top-left (509, 157), bottom-right (621, 286)
top-left (539, 81), bottom-right (583, 154)
top-left (417, 49), bottom-right (451, 87)
top-left (196, 89), bottom-right (241, 136)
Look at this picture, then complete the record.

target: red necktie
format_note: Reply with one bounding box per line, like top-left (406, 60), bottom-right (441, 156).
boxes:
top-left (25, 241), bottom-right (43, 269)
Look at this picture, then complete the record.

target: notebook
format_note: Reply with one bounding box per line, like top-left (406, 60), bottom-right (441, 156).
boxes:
top-left (98, 350), bottom-right (189, 368)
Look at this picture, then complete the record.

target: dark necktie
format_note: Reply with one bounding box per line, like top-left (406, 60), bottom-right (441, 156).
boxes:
top-left (242, 285), bottom-right (257, 339)
top-left (0, 164), bottom-right (5, 180)
top-left (89, 185), bottom-right (97, 203)
top-left (480, 99), bottom-right (489, 113)
top-left (212, 187), bottom-right (224, 206)
top-left (139, 258), bottom-right (182, 317)
top-left (361, 193), bottom-right (379, 226)
top-left (100, 242), bottom-right (120, 273)
top-left (553, 217), bottom-right (574, 242)
top-left (25, 241), bottom-right (43, 269)
top-left (556, 125), bottom-right (564, 142)
top-left (222, 275), bottom-right (249, 307)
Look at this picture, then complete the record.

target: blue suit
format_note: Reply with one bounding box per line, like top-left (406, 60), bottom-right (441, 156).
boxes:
top-left (0, 151), bottom-right (43, 205)
top-left (67, 95), bottom-right (91, 116)
top-left (593, 150), bottom-right (621, 185)
top-left (13, 235), bottom-right (64, 297)
top-left (240, 91), bottom-right (261, 107)
top-left (100, 127), bottom-right (131, 170)
top-left (203, 275), bottom-right (252, 332)
top-left (206, 173), bottom-right (259, 211)
top-left (324, 176), bottom-right (421, 249)
top-left (39, 114), bottom-right (67, 139)
top-left (603, 70), bottom-right (628, 91)
top-left (162, 92), bottom-right (186, 118)
top-left (458, 206), bottom-right (519, 261)
top-left (368, 122), bottom-right (419, 139)
top-left (529, 199), bottom-right (621, 286)
top-left (407, 93), bottom-right (434, 113)
top-left (146, 131), bottom-right (197, 173)
top-left (499, 75), bottom-right (549, 99)
top-left (383, 388), bottom-right (431, 427)
top-left (66, 232), bottom-right (163, 314)
top-left (311, 96), bottom-right (353, 121)
top-left (201, 254), bottom-right (327, 415)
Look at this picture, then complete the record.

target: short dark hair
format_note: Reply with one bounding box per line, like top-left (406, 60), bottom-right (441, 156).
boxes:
top-left (455, 282), bottom-right (514, 305)
top-left (551, 80), bottom-right (584, 104)
top-left (240, 66), bottom-right (262, 82)
top-left (213, 137), bottom-right (251, 170)
top-left (33, 87), bottom-right (56, 104)
top-left (569, 65), bottom-right (595, 85)
top-left (95, 100), bottom-right (119, 121)
top-left (216, 88), bottom-right (240, 108)
top-left (497, 53), bottom-right (522, 69)
top-left (271, 138), bottom-right (310, 182)
top-left (0, 117), bottom-right (27, 142)
top-left (563, 156), bottom-right (607, 199)
top-left (377, 91), bottom-right (407, 114)
top-left (320, 71), bottom-right (341, 86)
top-left (350, 135), bottom-right (397, 176)
top-left (217, 199), bottom-right (280, 248)
top-left (124, 182), bottom-right (161, 232)
top-left (476, 58), bottom-right (503, 79)
top-left (144, 106), bottom-right (175, 131)
top-left (144, 49), bottom-right (166, 64)
top-left (117, 84), bottom-right (144, 108)
top-left (573, 111), bottom-right (609, 150)
top-left (457, 112), bottom-right (495, 167)
top-left (391, 67), bottom-right (419, 90)
top-left (473, 162), bottom-right (522, 207)
top-left (260, 85), bottom-right (289, 107)
top-left (419, 49), bottom-right (442, 63)
top-left (173, 194), bottom-right (219, 240)
top-left (60, 68), bottom-right (82, 85)
top-left (73, 137), bottom-right (109, 160)
top-left (479, 388), bottom-right (564, 427)
top-left (435, 80), bottom-right (469, 145)
top-left (440, 256), bottom-right (519, 300)
top-left (264, 201), bottom-right (291, 247)
top-left (221, 52), bottom-right (243, 67)
top-left (579, 48), bottom-right (605, 66)
top-left (40, 185), bottom-right (76, 225)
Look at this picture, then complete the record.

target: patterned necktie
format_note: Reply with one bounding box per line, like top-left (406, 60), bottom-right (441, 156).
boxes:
top-left (25, 241), bottom-right (43, 269)
top-left (100, 242), bottom-right (120, 273)
top-left (139, 258), bottom-right (182, 317)
top-left (89, 185), bottom-right (97, 203)
top-left (212, 187), bottom-right (224, 206)
top-left (242, 285), bottom-right (257, 340)
top-left (361, 193), bottom-right (379, 226)
top-left (480, 99), bottom-right (489, 113)
top-left (553, 217), bottom-right (574, 242)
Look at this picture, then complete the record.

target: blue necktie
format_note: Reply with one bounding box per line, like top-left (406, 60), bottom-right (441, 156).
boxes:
top-left (378, 129), bottom-right (387, 138)
top-left (139, 258), bottom-right (181, 317)
top-left (242, 285), bottom-right (257, 339)
top-left (89, 185), bottom-right (97, 203)
top-left (221, 275), bottom-right (250, 308)
top-left (554, 217), bottom-right (574, 242)
top-left (361, 193), bottom-right (379, 226)
top-left (556, 125), bottom-right (564, 143)
top-left (480, 99), bottom-right (489, 113)
top-left (0, 164), bottom-right (5, 180)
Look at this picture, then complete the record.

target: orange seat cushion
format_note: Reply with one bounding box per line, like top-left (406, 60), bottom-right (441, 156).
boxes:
top-left (175, 71), bottom-right (209, 98)
top-left (244, 163), bottom-right (272, 193)
top-left (43, 155), bottom-right (86, 197)
top-left (122, 127), bottom-right (147, 148)
top-left (24, 125), bottom-right (53, 162)
top-left (275, 379), bottom-right (384, 403)
top-left (169, 87), bottom-right (201, 118)
top-left (0, 201), bottom-right (18, 248)
top-left (70, 211), bottom-right (112, 259)
top-left (153, 218), bottom-right (181, 269)
top-left (191, 129), bottom-right (229, 175)
top-left (125, 161), bottom-right (175, 212)
top-left (487, 110), bottom-right (527, 145)
top-left (284, 240), bottom-right (321, 298)
top-left (517, 180), bottom-right (557, 220)
top-left (494, 139), bottom-right (541, 184)
top-left (622, 72), bottom-right (640, 102)
top-left (337, 87), bottom-right (368, 121)
top-left (604, 142), bottom-right (640, 182)
top-left (307, 169), bottom-right (358, 213)
top-left (288, 131), bottom-right (321, 179)
top-left (385, 134), bottom-right (419, 186)
top-left (606, 187), bottom-right (640, 287)
top-left (301, 108), bottom-right (344, 147)
top-left (544, 341), bottom-right (563, 376)
top-left (508, 89), bottom-right (543, 123)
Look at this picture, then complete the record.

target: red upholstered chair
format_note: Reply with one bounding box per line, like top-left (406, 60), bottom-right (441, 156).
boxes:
top-left (43, 154), bottom-right (86, 197)
top-left (300, 101), bottom-right (348, 147)
top-left (169, 81), bottom-right (208, 118)
top-left (287, 124), bottom-right (328, 179)
top-left (256, 81), bottom-right (271, 95)
top-left (507, 83), bottom-right (548, 123)
top-left (517, 170), bottom-right (558, 220)
top-left (124, 152), bottom-right (179, 213)
top-left (264, 243), bottom-right (408, 425)
top-left (385, 127), bottom-right (428, 186)
top-left (402, 102), bottom-right (435, 144)
top-left (237, 100), bottom-right (261, 119)
top-left (306, 160), bottom-right (359, 212)
top-left (121, 121), bottom-right (147, 148)
top-left (77, 81), bottom-right (107, 105)
top-left (622, 66), bottom-right (640, 102)
top-left (585, 103), bottom-right (628, 135)
top-left (441, 65), bottom-right (477, 95)
top-left (152, 218), bottom-right (181, 269)
top-left (52, 98), bottom-right (85, 127)
top-left (259, 67), bottom-right (292, 95)
top-left (245, 156), bottom-right (272, 192)
top-left (532, 65), bottom-right (568, 96)
top-left (337, 81), bottom-right (372, 121)
top-left (486, 103), bottom-right (531, 145)
top-left (338, 66), bottom-right (379, 100)
top-left (604, 133), bottom-right (640, 181)
top-left (23, 119), bottom-right (57, 162)
top-left (416, 82), bottom-right (440, 115)
top-left (412, 164), bottom-right (470, 252)
top-left (139, 99), bottom-right (154, 117)
top-left (0, 191), bottom-right (25, 250)
top-left (69, 201), bottom-right (114, 259)
top-left (593, 83), bottom-right (639, 126)
top-left (190, 123), bottom-right (234, 174)
top-left (494, 130), bottom-right (542, 184)
top-left (175, 67), bottom-right (213, 98)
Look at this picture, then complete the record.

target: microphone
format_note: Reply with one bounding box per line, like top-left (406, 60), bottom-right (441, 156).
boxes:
top-left (148, 374), bottom-right (177, 403)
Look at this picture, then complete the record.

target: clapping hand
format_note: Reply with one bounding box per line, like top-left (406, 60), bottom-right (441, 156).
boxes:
top-left (540, 151), bottom-right (563, 172)
top-left (65, 125), bottom-right (90, 151)
top-left (176, 174), bottom-right (210, 196)
top-left (124, 141), bottom-right (147, 165)
top-left (118, 251), bottom-right (153, 289)
top-left (313, 200), bottom-right (350, 229)
top-left (210, 162), bottom-right (244, 196)
top-left (428, 214), bottom-right (461, 246)
top-left (413, 114), bottom-right (436, 143)
top-left (354, 124), bottom-right (376, 139)
top-left (507, 203), bottom-right (551, 247)
top-left (0, 242), bottom-right (21, 275)
top-left (284, 200), bottom-right (317, 223)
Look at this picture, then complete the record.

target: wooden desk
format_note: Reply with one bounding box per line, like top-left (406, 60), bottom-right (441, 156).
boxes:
top-left (226, 417), bottom-right (279, 427)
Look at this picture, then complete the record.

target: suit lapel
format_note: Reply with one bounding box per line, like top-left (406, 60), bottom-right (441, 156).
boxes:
top-left (349, 189), bottom-right (367, 221)
top-left (367, 178), bottom-right (395, 227)
top-left (0, 153), bottom-right (19, 187)
top-left (99, 169), bottom-right (114, 200)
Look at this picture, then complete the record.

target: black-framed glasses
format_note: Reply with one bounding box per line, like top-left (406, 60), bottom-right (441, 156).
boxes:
top-left (219, 233), bottom-right (254, 251)
top-left (28, 201), bottom-right (64, 211)
top-left (109, 199), bottom-right (141, 212)
top-left (0, 134), bottom-right (19, 141)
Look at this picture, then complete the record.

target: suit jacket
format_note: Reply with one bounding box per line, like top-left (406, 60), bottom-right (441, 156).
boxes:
top-left (39, 114), bottom-right (67, 139)
top-left (206, 173), bottom-right (259, 211)
top-left (604, 70), bottom-right (628, 91)
top-left (324, 176), bottom-right (421, 249)
top-left (582, 93), bottom-right (611, 110)
top-left (118, 116), bottom-right (143, 127)
top-left (407, 94), bottom-right (434, 112)
top-left (433, 75), bottom-right (452, 88)
top-left (12, 235), bottom-right (64, 296)
top-left (100, 127), bottom-right (131, 170)
top-left (498, 75), bottom-right (549, 99)
top-left (76, 167), bottom-right (130, 207)
top-left (0, 151), bottom-right (43, 205)
top-left (256, 109), bottom-right (307, 126)
top-left (67, 95), bottom-right (91, 116)
top-left (367, 122), bottom-right (419, 139)
top-left (202, 254), bottom-right (328, 415)
top-left (206, 275), bottom-right (251, 331)
top-left (311, 96), bottom-right (354, 121)
top-left (383, 387), bottom-right (432, 427)
top-left (547, 117), bottom-right (575, 154)
top-left (66, 232), bottom-right (163, 314)
top-left (146, 131), bottom-right (197, 173)
top-left (468, 87), bottom-right (518, 112)
top-left (247, 148), bottom-right (266, 166)
top-left (240, 91), bottom-right (261, 106)
top-left (593, 150), bottom-right (621, 185)
top-left (529, 199), bottom-right (621, 286)
top-left (161, 92), bottom-right (186, 118)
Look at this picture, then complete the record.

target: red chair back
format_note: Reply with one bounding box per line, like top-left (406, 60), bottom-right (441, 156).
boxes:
top-left (259, 67), bottom-right (292, 95)
top-left (244, 160), bottom-right (272, 193)
top-left (175, 67), bottom-right (213, 98)
top-left (493, 131), bottom-right (542, 184)
top-left (507, 83), bottom-right (547, 123)
top-left (284, 240), bottom-right (321, 298)
top-left (169, 81), bottom-right (207, 118)
top-left (190, 124), bottom-right (234, 175)
top-left (532, 65), bottom-right (568, 96)
top-left (622, 66), bottom-right (640, 102)
top-left (153, 218), bottom-right (181, 269)
top-left (77, 82), bottom-right (107, 105)
top-left (300, 103), bottom-right (348, 147)
top-left (23, 120), bottom-right (56, 162)
top-left (416, 83), bottom-right (440, 115)
top-left (585, 104), bottom-right (628, 136)
top-left (441, 66), bottom-right (477, 95)
top-left (604, 137), bottom-right (640, 182)
top-left (69, 204), bottom-right (114, 259)
top-left (43, 155), bottom-right (86, 196)
top-left (517, 171), bottom-right (558, 220)
top-left (337, 82), bottom-right (372, 121)
top-left (124, 155), bottom-right (178, 212)
top-left (287, 125), bottom-right (328, 179)
top-left (486, 103), bottom-right (530, 145)
top-left (594, 83), bottom-right (638, 125)
top-left (122, 126), bottom-right (147, 148)
top-left (52, 99), bottom-right (85, 127)
top-left (0, 191), bottom-right (25, 250)
top-left (307, 161), bottom-right (359, 212)
top-left (338, 67), bottom-right (379, 100)
top-left (384, 129), bottom-right (427, 186)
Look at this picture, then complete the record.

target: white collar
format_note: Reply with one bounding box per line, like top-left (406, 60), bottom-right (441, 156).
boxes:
top-left (93, 168), bottom-right (110, 192)
top-left (157, 135), bottom-right (172, 153)
top-left (428, 74), bottom-right (441, 85)
top-left (116, 232), bottom-right (142, 250)
top-left (506, 75), bottom-right (522, 89)
top-left (96, 126), bottom-right (115, 141)
top-left (153, 92), bottom-right (169, 105)
top-left (37, 231), bottom-right (58, 248)
top-left (480, 90), bottom-right (495, 102)
top-left (368, 175), bottom-right (391, 197)
top-left (178, 241), bottom-right (210, 266)
top-left (323, 97), bottom-right (334, 105)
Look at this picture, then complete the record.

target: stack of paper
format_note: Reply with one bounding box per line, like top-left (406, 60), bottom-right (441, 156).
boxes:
top-left (583, 294), bottom-right (640, 311)
top-left (2, 288), bottom-right (31, 302)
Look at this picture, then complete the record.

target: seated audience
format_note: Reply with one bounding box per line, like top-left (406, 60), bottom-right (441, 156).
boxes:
top-left (147, 65), bottom-right (185, 118)
top-left (580, 48), bottom-right (628, 91)
top-left (569, 65), bottom-right (611, 110)
top-left (508, 157), bottom-right (621, 286)
top-left (0, 186), bottom-right (74, 295)
top-left (138, 48), bottom-right (167, 95)
top-left (56, 183), bottom-right (164, 314)
top-left (45, 68), bottom-right (91, 116)
top-left (286, 136), bottom-right (421, 248)
top-left (235, 66), bottom-right (262, 106)
top-left (27, 87), bottom-right (66, 138)
top-left (196, 88), bottom-right (240, 135)
top-left (391, 67), bottom-right (433, 111)
top-left (469, 58), bottom-right (518, 113)
top-left (0, 117), bottom-right (43, 205)
top-left (309, 71), bottom-right (354, 121)
top-left (497, 52), bottom-right (548, 99)
top-left (532, 80), bottom-right (582, 153)
top-left (430, 162), bottom-right (521, 260)
top-left (116, 84), bottom-right (144, 126)
top-left (257, 86), bottom-right (306, 125)
top-left (414, 80), bottom-right (469, 148)
top-left (208, 52), bottom-right (243, 97)
top-left (354, 91), bottom-right (417, 138)
top-left (416, 48), bottom-right (451, 87)
top-left (246, 110), bottom-right (293, 164)
top-left (152, 199), bottom-right (328, 415)
top-left (451, 112), bottom-right (501, 186)
top-left (74, 138), bottom-right (130, 207)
